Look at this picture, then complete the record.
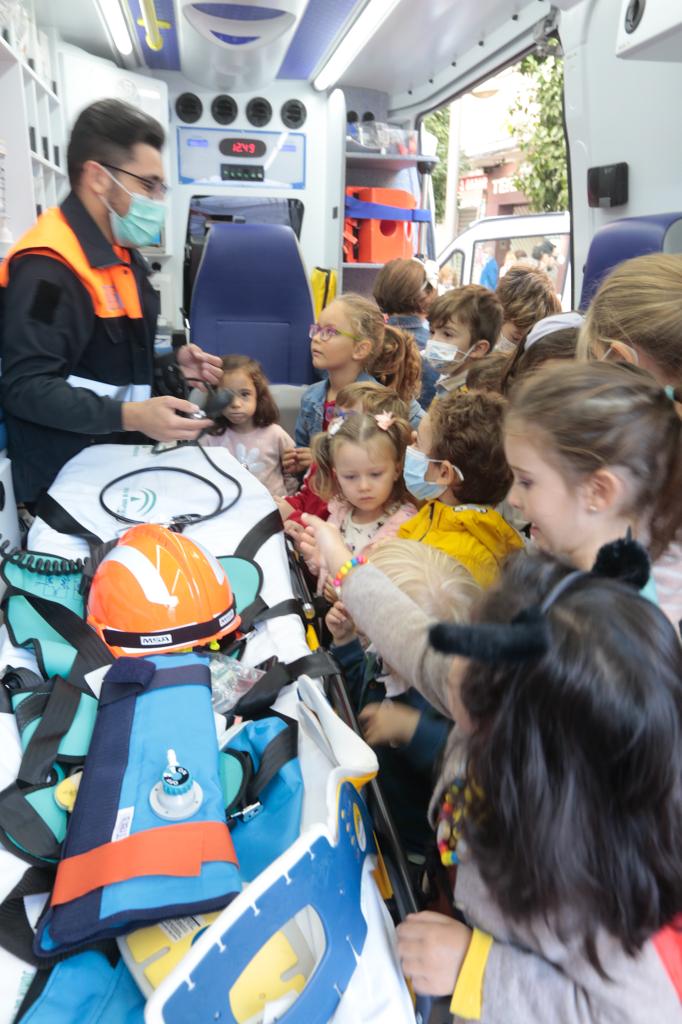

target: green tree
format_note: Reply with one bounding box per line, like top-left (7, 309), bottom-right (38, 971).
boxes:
top-left (423, 106), bottom-right (449, 222)
top-left (507, 45), bottom-right (568, 212)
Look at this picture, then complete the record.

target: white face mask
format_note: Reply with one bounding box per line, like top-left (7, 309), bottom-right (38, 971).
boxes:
top-left (424, 339), bottom-right (468, 372)
top-left (496, 335), bottom-right (518, 354)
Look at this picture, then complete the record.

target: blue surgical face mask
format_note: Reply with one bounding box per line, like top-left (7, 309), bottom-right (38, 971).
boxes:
top-left (403, 445), bottom-right (449, 501)
top-left (424, 339), bottom-right (468, 372)
top-left (101, 168), bottom-right (166, 248)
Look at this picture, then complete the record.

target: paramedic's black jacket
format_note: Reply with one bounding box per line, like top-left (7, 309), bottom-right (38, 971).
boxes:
top-left (0, 192), bottom-right (160, 503)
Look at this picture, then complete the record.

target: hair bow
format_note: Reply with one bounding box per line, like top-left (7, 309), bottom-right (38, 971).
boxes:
top-left (375, 411), bottom-right (395, 431)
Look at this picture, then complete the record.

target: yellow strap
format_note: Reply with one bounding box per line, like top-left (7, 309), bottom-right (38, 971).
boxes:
top-left (449, 927), bottom-right (493, 1020)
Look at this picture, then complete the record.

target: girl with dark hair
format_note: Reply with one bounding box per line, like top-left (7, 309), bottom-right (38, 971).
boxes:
top-left (395, 548), bottom-right (682, 1022)
top-left (201, 355), bottom-right (297, 497)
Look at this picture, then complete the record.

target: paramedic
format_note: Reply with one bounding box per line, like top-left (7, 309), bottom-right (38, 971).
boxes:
top-left (0, 99), bottom-right (220, 505)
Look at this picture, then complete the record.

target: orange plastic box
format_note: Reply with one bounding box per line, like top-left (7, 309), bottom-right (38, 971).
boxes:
top-left (352, 187), bottom-right (416, 263)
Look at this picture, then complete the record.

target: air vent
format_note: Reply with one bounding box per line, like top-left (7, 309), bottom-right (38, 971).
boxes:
top-left (281, 99), bottom-right (306, 129)
top-left (211, 94), bottom-right (238, 125)
top-left (175, 93), bottom-right (203, 124)
top-left (246, 97), bottom-right (272, 127)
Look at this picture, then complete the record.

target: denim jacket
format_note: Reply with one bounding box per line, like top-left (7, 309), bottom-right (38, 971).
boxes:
top-left (294, 371), bottom-right (376, 447)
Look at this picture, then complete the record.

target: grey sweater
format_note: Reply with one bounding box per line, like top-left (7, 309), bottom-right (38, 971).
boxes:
top-left (341, 564), bottom-right (682, 1024)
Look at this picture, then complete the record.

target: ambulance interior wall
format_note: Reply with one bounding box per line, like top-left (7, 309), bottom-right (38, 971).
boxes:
top-left (561, 0), bottom-right (682, 299)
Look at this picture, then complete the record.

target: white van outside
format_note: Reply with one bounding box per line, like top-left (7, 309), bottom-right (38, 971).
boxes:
top-left (437, 211), bottom-right (572, 310)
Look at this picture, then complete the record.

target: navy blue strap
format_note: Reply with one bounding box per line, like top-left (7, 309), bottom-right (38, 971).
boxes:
top-left (344, 195), bottom-right (431, 223)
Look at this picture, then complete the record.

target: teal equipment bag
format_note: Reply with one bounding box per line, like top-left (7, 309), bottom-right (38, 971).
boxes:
top-left (221, 715), bottom-right (303, 882)
top-left (35, 653), bottom-right (241, 957)
top-left (16, 951), bottom-right (144, 1024)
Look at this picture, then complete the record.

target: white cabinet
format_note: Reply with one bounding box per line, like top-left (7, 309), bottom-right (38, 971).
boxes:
top-left (0, 21), bottom-right (65, 251)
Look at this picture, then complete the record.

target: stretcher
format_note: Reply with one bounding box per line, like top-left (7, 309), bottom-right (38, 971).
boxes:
top-left (0, 441), bottom-right (419, 1024)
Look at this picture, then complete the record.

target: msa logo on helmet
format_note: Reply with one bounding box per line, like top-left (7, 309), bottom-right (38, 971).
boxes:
top-left (219, 610), bottom-right (234, 628)
top-left (140, 633), bottom-right (173, 646)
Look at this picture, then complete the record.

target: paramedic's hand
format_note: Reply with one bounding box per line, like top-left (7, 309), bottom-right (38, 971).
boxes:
top-left (281, 448), bottom-right (298, 474)
top-left (177, 343), bottom-right (223, 388)
top-left (122, 396), bottom-right (213, 441)
top-left (397, 913), bottom-right (473, 997)
top-left (300, 515), bottom-right (352, 577)
top-left (294, 447), bottom-right (312, 472)
top-left (275, 496), bottom-right (295, 522)
top-left (359, 702), bottom-right (419, 748)
top-left (326, 601), bottom-right (356, 645)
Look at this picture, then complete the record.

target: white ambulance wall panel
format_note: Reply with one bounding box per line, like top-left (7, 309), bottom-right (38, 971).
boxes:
top-left (561, 0), bottom-right (682, 300)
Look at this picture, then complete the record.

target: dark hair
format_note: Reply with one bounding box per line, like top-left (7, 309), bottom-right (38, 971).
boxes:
top-left (506, 361), bottom-right (682, 559)
top-left (311, 411), bottom-right (411, 505)
top-left (465, 352), bottom-right (511, 395)
top-left (458, 549), bottom-right (682, 967)
top-left (208, 354), bottom-right (279, 435)
top-left (369, 325), bottom-right (422, 403)
top-left (67, 99), bottom-right (165, 187)
top-left (500, 327), bottom-right (578, 394)
top-left (373, 258), bottom-right (434, 316)
top-left (429, 390), bottom-right (512, 505)
top-left (428, 285), bottom-right (503, 349)
top-left (495, 265), bottom-right (561, 339)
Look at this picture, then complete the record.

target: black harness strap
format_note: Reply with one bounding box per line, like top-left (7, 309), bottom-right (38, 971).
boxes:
top-left (233, 508), bottom-right (284, 562)
top-left (233, 649), bottom-right (338, 718)
top-left (238, 597), bottom-right (303, 633)
top-left (20, 593), bottom-right (112, 689)
top-left (0, 781), bottom-right (63, 864)
top-left (34, 492), bottom-right (104, 550)
top-left (249, 718), bottom-right (298, 799)
top-left (0, 865), bottom-right (53, 963)
top-left (16, 676), bottom-right (81, 787)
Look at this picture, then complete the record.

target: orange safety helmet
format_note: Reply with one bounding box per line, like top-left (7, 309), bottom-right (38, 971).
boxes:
top-left (87, 524), bottom-right (241, 658)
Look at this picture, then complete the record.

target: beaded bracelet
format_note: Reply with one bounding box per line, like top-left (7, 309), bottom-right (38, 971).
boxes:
top-left (331, 554), bottom-right (367, 589)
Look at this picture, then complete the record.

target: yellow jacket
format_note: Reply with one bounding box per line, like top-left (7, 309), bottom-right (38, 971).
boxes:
top-left (398, 501), bottom-right (524, 588)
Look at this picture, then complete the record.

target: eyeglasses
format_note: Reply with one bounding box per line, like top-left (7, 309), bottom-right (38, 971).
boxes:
top-left (309, 323), bottom-right (361, 343)
top-left (101, 163), bottom-right (169, 199)
top-left (599, 340), bottom-right (639, 365)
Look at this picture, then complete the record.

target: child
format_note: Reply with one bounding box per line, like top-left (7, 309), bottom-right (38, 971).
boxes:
top-left (397, 547), bottom-right (682, 1022)
top-left (464, 352), bottom-right (510, 395)
top-left (201, 355), bottom-right (297, 497)
top-left (425, 285), bottom-right (504, 396)
top-left (309, 412), bottom-right (417, 589)
top-left (495, 264), bottom-right (561, 352)
top-left (290, 293), bottom-right (386, 474)
top-left (577, 252), bottom-right (682, 395)
top-left (369, 324), bottom-right (424, 426)
top-left (277, 381), bottom-right (409, 528)
top-left (398, 390), bottom-right (524, 587)
top-left (373, 256), bottom-right (438, 407)
top-left (500, 319), bottom-right (580, 395)
top-left (326, 539), bottom-right (478, 858)
top-left (504, 360), bottom-right (682, 625)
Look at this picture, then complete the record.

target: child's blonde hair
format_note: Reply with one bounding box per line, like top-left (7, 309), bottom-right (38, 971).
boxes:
top-left (369, 327), bottom-right (422, 403)
top-left (311, 412), bottom-right (411, 504)
top-left (577, 253), bottom-right (682, 379)
top-left (507, 360), bottom-right (682, 559)
top-left (335, 380), bottom-right (409, 420)
top-left (334, 292), bottom-right (386, 365)
top-left (495, 265), bottom-right (561, 339)
top-left (368, 539), bottom-right (478, 622)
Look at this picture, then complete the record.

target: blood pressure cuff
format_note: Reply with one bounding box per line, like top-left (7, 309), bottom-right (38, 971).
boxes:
top-left (35, 653), bottom-right (240, 957)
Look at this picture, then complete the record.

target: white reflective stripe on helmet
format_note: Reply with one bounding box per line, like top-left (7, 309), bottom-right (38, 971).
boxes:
top-left (194, 540), bottom-right (227, 585)
top-left (66, 375), bottom-right (151, 402)
top-left (103, 545), bottom-right (180, 608)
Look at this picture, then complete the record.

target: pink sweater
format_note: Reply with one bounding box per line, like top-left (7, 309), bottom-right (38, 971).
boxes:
top-left (201, 423), bottom-right (298, 498)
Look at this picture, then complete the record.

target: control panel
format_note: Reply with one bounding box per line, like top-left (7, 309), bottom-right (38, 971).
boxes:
top-left (178, 126), bottom-right (306, 189)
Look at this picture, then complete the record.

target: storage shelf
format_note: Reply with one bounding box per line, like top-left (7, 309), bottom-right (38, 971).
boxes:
top-left (345, 152), bottom-right (438, 171)
top-left (22, 61), bottom-right (59, 103)
top-left (31, 151), bottom-right (64, 175)
top-left (342, 262), bottom-right (384, 269)
top-left (0, 33), bottom-right (17, 65)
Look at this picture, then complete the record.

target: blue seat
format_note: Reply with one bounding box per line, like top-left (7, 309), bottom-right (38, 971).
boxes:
top-left (580, 213), bottom-right (682, 308)
top-left (190, 222), bottom-right (315, 384)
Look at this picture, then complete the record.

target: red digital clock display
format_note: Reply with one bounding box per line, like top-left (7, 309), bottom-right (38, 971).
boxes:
top-left (219, 137), bottom-right (266, 158)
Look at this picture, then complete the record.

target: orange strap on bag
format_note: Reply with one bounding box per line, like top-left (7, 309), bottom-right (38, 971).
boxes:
top-left (51, 820), bottom-right (237, 907)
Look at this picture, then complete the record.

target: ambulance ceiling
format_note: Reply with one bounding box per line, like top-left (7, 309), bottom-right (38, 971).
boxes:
top-left (32, 0), bottom-right (528, 96)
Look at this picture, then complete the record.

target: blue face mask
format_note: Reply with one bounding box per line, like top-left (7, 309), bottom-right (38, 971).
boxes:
top-left (101, 168), bottom-right (166, 248)
top-left (403, 445), bottom-right (448, 501)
